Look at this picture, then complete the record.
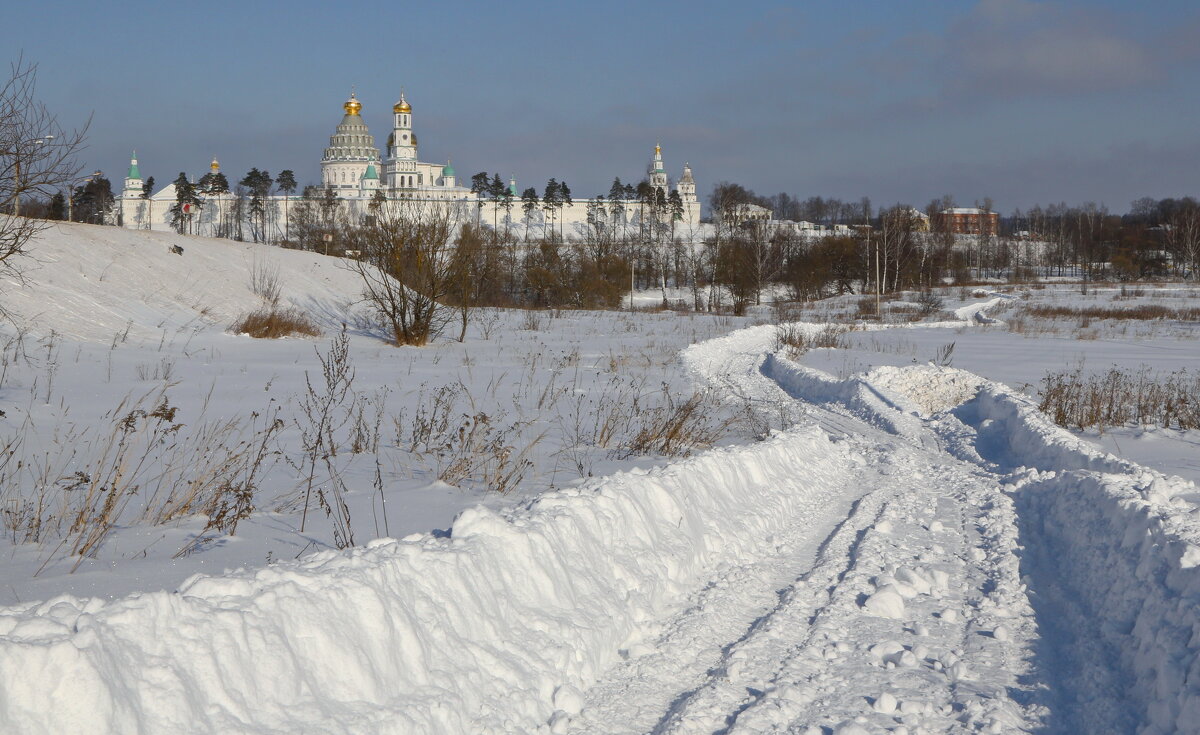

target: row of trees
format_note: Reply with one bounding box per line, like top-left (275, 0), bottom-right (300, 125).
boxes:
top-left (162, 167), bottom-right (299, 241)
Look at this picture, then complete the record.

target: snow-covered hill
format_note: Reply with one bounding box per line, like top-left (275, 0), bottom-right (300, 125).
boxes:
top-left (2, 219), bottom-right (361, 342)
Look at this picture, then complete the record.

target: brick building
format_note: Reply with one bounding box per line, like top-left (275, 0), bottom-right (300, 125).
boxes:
top-left (935, 207), bottom-right (999, 236)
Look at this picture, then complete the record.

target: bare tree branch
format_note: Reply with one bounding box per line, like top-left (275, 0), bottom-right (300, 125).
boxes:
top-left (0, 54), bottom-right (90, 277)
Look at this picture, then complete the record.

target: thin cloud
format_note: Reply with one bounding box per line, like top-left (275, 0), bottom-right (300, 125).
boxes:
top-left (942, 0), bottom-right (1159, 97)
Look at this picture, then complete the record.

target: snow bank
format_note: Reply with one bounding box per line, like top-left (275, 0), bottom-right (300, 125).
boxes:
top-left (953, 295), bottom-right (1011, 324)
top-left (947, 386), bottom-right (1200, 734)
top-left (0, 424), bottom-right (850, 734)
top-left (951, 385), bottom-right (1133, 475)
top-left (761, 353), bottom-right (925, 438)
top-left (760, 350), bottom-right (1200, 733)
top-left (863, 365), bottom-right (987, 416)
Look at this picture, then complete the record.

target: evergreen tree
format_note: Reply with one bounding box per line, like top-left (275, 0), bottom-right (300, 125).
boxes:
top-left (193, 172), bottom-right (229, 237)
top-left (521, 187), bottom-right (539, 240)
top-left (48, 191), bottom-right (65, 221)
top-left (240, 168), bottom-right (273, 242)
top-left (497, 176), bottom-right (515, 238)
top-left (558, 181), bottom-right (572, 239)
top-left (487, 174), bottom-right (506, 234)
top-left (608, 177), bottom-right (626, 237)
top-left (200, 172), bottom-right (229, 195)
top-left (542, 178), bottom-right (561, 238)
top-left (141, 176), bottom-right (155, 199)
top-left (276, 169), bottom-right (298, 242)
top-left (168, 172), bottom-right (200, 234)
top-left (470, 172), bottom-right (491, 195)
top-left (68, 175), bottom-right (114, 225)
top-left (668, 189), bottom-right (684, 221)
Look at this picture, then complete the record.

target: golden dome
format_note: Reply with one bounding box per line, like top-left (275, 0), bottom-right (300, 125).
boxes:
top-left (343, 92), bottom-right (362, 116)
top-left (393, 93), bottom-right (411, 114)
top-left (210, 157), bottom-right (220, 172)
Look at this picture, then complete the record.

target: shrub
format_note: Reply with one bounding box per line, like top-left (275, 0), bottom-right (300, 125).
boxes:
top-left (914, 290), bottom-right (944, 316)
top-left (231, 306), bottom-right (322, 339)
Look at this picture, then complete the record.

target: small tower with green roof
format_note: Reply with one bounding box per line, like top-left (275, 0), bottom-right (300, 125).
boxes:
top-left (122, 150), bottom-right (144, 200)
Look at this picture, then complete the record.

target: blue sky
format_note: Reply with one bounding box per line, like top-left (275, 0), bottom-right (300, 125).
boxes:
top-left (4, 0), bottom-right (1198, 213)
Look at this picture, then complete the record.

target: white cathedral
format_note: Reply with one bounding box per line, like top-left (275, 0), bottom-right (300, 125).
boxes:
top-left (118, 91), bottom-right (700, 238)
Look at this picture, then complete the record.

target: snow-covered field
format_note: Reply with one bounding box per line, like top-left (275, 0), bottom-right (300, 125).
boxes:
top-left (2, 222), bottom-right (1199, 733)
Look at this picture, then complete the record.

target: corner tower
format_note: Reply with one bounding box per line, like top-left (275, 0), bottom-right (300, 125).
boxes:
top-left (122, 151), bottom-right (143, 199)
top-left (678, 162), bottom-right (696, 204)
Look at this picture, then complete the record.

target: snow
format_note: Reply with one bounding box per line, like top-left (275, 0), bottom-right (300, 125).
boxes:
top-left (1, 222), bottom-right (1200, 732)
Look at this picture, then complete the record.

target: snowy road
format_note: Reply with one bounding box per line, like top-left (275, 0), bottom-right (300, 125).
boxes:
top-left (571, 408), bottom-right (1039, 734)
top-left (560, 326), bottom-right (1044, 733)
top-left (3, 314), bottom-right (1200, 734)
top-left (564, 320), bottom-right (1198, 734)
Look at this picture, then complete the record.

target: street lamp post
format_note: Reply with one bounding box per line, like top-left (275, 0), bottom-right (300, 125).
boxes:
top-left (3, 135), bottom-right (54, 216)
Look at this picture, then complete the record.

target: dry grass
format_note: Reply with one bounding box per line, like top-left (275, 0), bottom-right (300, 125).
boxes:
top-left (775, 324), bottom-right (850, 359)
top-left (1022, 304), bottom-right (1200, 321)
top-left (0, 389), bottom-right (284, 567)
top-left (232, 306), bottom-right (322, 339)
top-left (1039, 366), bottom-right (1200, 431)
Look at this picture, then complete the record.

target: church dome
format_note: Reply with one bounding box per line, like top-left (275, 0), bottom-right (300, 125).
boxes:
top-left (442, 161), bottom-right (455, 177)
top-left (393, 93), bottom-right (411, 114)
top-left (323, 92), bottom-right (381, 167)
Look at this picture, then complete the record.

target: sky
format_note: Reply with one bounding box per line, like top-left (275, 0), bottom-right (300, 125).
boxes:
top-left (3, 0), bottom-right (1198, 215)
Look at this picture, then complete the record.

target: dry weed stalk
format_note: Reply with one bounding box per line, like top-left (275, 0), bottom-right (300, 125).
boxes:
top-left (774, 324), bottom-right (849, 359)
top-left (249, 257), bottom-right (282, 305)
top-left (1039, 365), bottom-right (1200, 431)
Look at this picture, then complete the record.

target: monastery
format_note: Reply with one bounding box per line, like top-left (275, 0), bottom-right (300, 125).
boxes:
top-left (118, 91), bottom-right (700, 239)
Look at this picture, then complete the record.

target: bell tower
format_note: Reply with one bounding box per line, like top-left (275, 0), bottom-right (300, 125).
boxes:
top-left (386, 92), bottom-right (419, 192)
top-left (650, 143), bottom-right (668, 195)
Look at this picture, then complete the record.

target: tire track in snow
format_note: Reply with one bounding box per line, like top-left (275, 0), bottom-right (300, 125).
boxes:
top-left (564, 322), bottom-right (1047, 733)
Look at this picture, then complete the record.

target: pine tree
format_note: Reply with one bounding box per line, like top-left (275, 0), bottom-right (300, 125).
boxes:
top-left (558, 181), bottom-right (572, 239)
top-left (48, 191), bottom-right (65, 220)
top-left (487, 174), bottom-right (505, 235)
top-left (521, 187), bottom-right (539, 240)
top-left (277, 169), bottom-right (297, 243)
top-left (470, 172), bottom-right (491, 195)
top-left (542, 179), bottom-right (560, 239)
top-left (141, 176), bottom-right (155, 199)
top-left (168, 172), bottom-right (200, 234)
top-left (608, 178), bottom-right (626, 239)
top-left (497, 177), bottom-right (515, 238)
top-left (240, 168), bottom-right (273, 242)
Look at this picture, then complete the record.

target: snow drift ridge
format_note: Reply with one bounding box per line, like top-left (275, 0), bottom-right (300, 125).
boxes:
top-left (0, 424), bottom-right (850, 734)
top-left (762, 345), bottom-right (1200, 734)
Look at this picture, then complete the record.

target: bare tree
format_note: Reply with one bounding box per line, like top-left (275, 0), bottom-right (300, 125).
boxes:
top-left (0, 56), bottom-right (88, 280)
top-left (347, 199), bottom-right (463, 346)
top-left (1164, 199), bottom-right (1200, 279)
